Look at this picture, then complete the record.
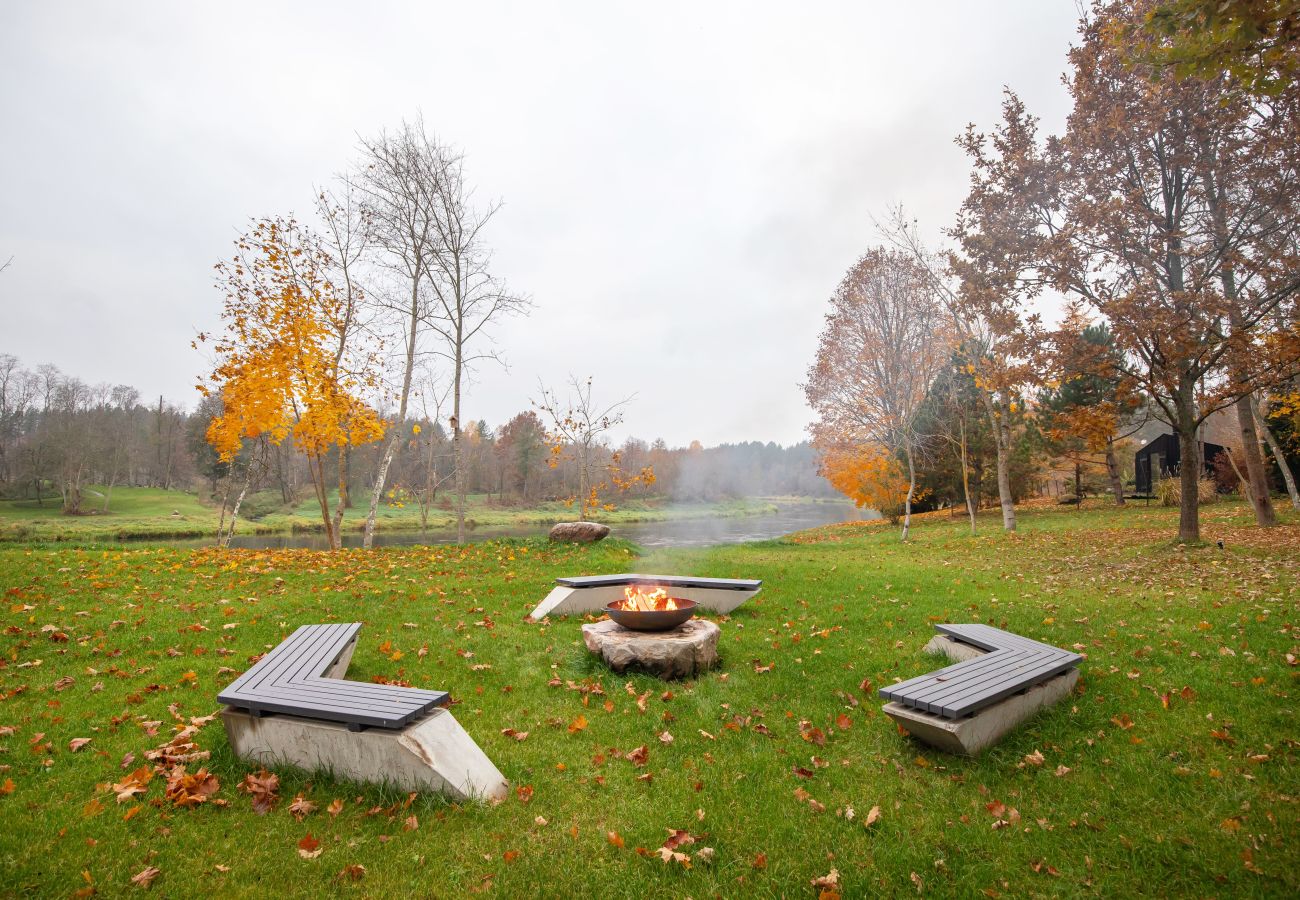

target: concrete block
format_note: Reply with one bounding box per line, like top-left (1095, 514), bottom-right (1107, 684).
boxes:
top-left (529, 583), bottom-right (758, 620)
top-left (221, 707), bottom-right (509, 802)
top-left (923, 633), bottom-right (985, 662)
top-left (882, 668), bottom-right (1078, 756)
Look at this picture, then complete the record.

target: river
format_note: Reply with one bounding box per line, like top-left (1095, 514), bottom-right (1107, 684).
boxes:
top-left (156, 500), bottom-right (876, 551)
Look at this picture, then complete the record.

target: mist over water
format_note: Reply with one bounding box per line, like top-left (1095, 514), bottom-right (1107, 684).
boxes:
top-left (155, 500), bottom-right (875, 551)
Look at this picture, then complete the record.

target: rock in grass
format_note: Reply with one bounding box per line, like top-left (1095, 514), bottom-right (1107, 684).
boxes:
top-left (548, 521), bottom-right (610, 543)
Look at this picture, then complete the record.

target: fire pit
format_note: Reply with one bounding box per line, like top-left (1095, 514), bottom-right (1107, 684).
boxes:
top-left (603, 585), bottom-right (697, 632)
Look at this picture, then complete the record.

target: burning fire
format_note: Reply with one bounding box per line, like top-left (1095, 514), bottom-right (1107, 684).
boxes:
top-left (615, 585), bottom-right (680, 612)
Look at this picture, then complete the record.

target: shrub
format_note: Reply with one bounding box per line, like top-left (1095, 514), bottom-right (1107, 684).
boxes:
top-left (1155, 474), bottom-right (1218, 507)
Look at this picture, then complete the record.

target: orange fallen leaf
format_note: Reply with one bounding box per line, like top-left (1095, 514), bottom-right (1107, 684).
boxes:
top-left (297, 834), bottom-right (322, 859)
top-left (567, 715), bottom-right (588, 734)
top-left (607, 831), bottom-right (625, 848)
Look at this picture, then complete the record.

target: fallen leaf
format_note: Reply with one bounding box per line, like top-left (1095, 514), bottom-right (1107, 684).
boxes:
top-left (69, 738), bottom-right (92, 752)
top-left (567, 715), bottom-right (588, 734)
top-left (289, 795), bottom-right (317, 821)
top-left (297, 834), bottom-right (322, 859)
top-left (865, 805), bottom-right (882, 827)
top-left (130, 867), bottom-right (160, 889)
top-left (516, 784), bottom-right (534, 804)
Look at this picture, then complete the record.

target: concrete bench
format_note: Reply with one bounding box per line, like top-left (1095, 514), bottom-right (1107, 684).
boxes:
top-left (880, 623), bottom-right (1081, 755)
top-left (528, 573), bottom-right (762, 620)
top-left (218, 623), bottom-right (506, 801)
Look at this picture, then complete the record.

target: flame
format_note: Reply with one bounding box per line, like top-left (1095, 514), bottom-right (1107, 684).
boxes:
top-left (617, 585), bottom-right (679, 612)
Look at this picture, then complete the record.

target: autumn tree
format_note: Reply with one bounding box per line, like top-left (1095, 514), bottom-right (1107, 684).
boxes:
top-left (1039, 316), bottom-right (1145, 506)
top-left (535, 376), bottom-right (653, 520)
top-left (1051, 2), bottom-right (1300, 539)
top-left (199, 217), bottom-right (386, 550)
top-left (804, 248), bottom-right (949, 539)
top-left (1135, 0), bottom-right (1300, 96)
top-left (815, 439), bottom-right (913, 524)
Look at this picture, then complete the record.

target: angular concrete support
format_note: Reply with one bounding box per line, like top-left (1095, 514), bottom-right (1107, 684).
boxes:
top-left (529, 584), bottom-right (758, 620)
top-left (221, 707), bottom-right (509, 802)
top-left (883, 668), bottom-right (1078, 756)
top-left (922, 633), bottom-right (985, 662)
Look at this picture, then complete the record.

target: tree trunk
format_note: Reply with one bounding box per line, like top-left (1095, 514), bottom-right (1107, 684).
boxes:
top-left (222, 470), bottom-right (252, 548)
top-left (1105, 438), bottom-right (1125, 506)
top-left (453, 346), bottom-right (466, 544)
top-left (1176, 395), bottom-right (1201, 542)
top-left (901, 443), bottom-right (915, 541)
top-left (1232, 392), bottom-right (1276, 526)
top-left (1256, 405), bottom-right (1300, 510)
top-left (216, 479), bottom-right (230, 543)
top-left (364, 280), bottom-right (421, 549)
top-left (365, 437), bottom-right (400, 547)
top-left (984, 396), bottom-right (1016, 531)
top-left (1204, 164), bottom-right (1275, 526)
top-left (330, 446), bottom-right (348, 551)
top-left (959, 419), bottom-right (976, 535)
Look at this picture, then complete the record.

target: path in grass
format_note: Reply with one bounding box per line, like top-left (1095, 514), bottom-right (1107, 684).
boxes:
top-left (0, 502), bottom-right (1296, 896)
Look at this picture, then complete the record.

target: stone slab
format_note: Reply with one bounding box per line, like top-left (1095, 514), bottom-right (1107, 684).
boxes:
top-left (581, 618), bottom-right (720, 679)
top-left (530, 583), bottom-right (758, 620)
top-left (221, 706), bottom-right (509, 802)
top-left (883, 668), bottom-right (1078, 756)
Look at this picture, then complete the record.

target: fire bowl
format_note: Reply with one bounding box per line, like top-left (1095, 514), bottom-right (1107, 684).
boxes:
top-left (603, 598), bottom-right (698, 632)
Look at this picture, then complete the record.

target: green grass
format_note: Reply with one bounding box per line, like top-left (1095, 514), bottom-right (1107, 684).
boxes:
top-left (0, 487), bottom-right (778, 544)
top-left (0, 486), bottom-right (220, 543)
top-left (0, 501), bottom-right (1296, 896)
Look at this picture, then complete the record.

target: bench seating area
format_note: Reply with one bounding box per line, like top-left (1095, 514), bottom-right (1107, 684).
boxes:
top-left (218, 623), bottom-right (449, 731)
top-left (529, 572), bottom-right (762, 620)
top-left (218, 623), bottom-right (507, 801)
top-left (880, 623), bottom-right (1082, 755)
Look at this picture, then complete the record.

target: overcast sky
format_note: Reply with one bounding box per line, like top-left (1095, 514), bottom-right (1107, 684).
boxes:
top-left (1, 1), bottom-right (1080, 447)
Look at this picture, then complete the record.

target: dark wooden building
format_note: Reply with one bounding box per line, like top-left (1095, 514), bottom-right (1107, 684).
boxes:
top-left (1134, 433), bottom-right (1228, 495)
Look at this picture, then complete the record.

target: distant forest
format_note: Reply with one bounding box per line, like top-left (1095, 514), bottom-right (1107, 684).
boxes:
top-left (0, 354), bottom-right (837, 513)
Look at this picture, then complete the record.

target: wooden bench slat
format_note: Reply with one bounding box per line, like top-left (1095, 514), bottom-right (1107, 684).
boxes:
top-left (218, 623), bottom-right (447, 730)
top-left (880, 648), bottom-right (1026, 700)
top-left (880, 624), bottom-right (1082, 720)
top-left (912, 652), bottom-right (1060, 711)
top-left (235, 624), bottom-right (359, 695)
top-left (224, 624), bottom-right (337, 694)
top-left (555, 573), bottom-right (762, 591)
top-left (931, 654), bottom-right (1079, 718)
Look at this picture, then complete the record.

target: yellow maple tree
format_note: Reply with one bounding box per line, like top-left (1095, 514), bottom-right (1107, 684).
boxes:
top-left (198, 217), bottom-right (385, 549)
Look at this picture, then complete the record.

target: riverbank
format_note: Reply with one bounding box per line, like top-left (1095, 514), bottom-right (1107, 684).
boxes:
top-left (0, 500), bottom-right (1294, 896)
top-left (0, 487), bottom-right (781, 543)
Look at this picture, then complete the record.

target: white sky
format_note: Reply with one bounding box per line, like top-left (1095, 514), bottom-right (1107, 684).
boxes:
top-left (0, 1), bottom-right (1079, 446)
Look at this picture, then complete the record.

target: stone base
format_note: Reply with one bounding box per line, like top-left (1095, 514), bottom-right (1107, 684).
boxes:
top-left (531, 584), bottom-right (757, 620)
top-left (922, 633), bottom-right (985, 662)
top-left (221, 707), bottom-right (509, 802)
top-left (883, 668), bottom-right (1078, 756)
top-left (581, 618), bottom-right (720, 679)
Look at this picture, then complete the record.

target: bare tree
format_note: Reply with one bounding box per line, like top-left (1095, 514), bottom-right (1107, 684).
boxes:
top-left (534, 376), bottom-right (633, 521)
top-left (353, 119), bottom-right (446, 548)
top-left (414, 134), bottom-right (530, 543)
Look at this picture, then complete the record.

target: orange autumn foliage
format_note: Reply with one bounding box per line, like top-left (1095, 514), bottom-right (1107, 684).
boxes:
top-left (197, 218), bottom-right (385, 545)
top-left (817, 443), bottom-right (919, 524)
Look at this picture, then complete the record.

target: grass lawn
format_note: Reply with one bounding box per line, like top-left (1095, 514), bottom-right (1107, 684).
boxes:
top-left (0, 501), bottom-right (1296, 896)
top-left (0, 487), bottom-right (219, 543)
